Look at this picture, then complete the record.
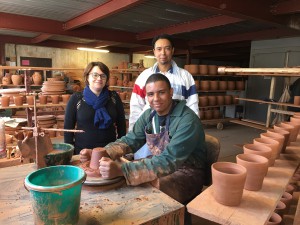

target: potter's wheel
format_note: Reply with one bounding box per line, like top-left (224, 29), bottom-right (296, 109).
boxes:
top-left (72, 156), bottom-right (124, 186)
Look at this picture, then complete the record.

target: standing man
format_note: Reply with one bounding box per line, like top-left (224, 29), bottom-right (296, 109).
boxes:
top-left (129, 34), bottom-right (199, 131)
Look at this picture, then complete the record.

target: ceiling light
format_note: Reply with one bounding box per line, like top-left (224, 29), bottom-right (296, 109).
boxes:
top-left (77, 47), bottom-right (109, 53)
top-left (144, 54), bottom-right (156, 59)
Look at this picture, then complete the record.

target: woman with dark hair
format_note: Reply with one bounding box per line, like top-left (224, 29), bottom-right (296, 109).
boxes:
top-left (64, 61), bottom-right (126, 154)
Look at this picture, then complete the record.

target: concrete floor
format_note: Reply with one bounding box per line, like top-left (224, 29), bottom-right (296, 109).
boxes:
top-left (190, 123), bottom-right (299, 225)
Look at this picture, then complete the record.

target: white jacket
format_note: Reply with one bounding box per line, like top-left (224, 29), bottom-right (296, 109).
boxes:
top-left (129, 60), bottom-right (199, 131)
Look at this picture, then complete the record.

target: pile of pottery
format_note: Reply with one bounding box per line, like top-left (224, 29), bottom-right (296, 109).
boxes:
top-left (211, 113), bottom-right (300, 224)
top-left (32, 115), bottom-right (56, 128)
top-left (199, 95), bottom-right (239, 108)
top-left (200, 108), bottom-right (221, 120)
top-left (184, 64), bottom-right (240, 75)
top-left (41, 81), bottom-right (66, 95)
top-left (196, 80), bottom-right (245, 91)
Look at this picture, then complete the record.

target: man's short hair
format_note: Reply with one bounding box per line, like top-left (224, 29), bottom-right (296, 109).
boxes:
top-left (145, 73), bottom-right (171, 90)
top-left (152, 34), bottom-right (174, 49)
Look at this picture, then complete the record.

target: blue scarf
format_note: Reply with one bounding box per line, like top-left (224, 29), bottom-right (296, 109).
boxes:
top-left (83, 86), bottom-right (112, 129)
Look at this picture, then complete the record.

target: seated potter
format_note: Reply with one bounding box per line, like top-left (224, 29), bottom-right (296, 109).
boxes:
top-left (80, 73), bottom-right (208, 204)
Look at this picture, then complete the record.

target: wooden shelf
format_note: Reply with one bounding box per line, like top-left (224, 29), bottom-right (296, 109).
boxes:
top-left (0, 66), bottom-right (84, 71)
top-left (193, 74), bottom-right (248, 77)
top-left (0, 84), bottom-right (42, 87)
top-left (230, 119), bottom-right (268, 130)
top-left (237, 97), bottom-right (300, 108)
top-left (199, 104), bottom-right (239, 108)
top-left (0, 103), bottom-right (66, 109)
top-left (198, 89), bottom-right (244, 93)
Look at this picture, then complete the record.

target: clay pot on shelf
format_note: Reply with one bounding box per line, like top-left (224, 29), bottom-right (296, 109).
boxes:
top-left (188, 64), bottom-right (199, 75)
top-left (2, 75), bottom-right (12, 85)
top-left (199, 96), bottom-right (208, 107)
top-left (227, 81), bottom-right (236, 90)
top-left (216, 95), bottom-right (224, 105)
top-left (204, 110), bottom-right (213, 120)
top-left (260, 132), bottom-right (284, 159)
top-left (199, 65), bottom-right (208, 75)
top-left (208, 96), bottom-right (217, 106)
top-left (208, 65), bottom-right (218, 75)
top-left (266, 212), bottom-right (282, 225)
top-left (39, 95), bottom-right (48, 105)
top-left (116, 79), bottom-right (123, 86)
top-left (1, 96), bottom-right (10, 107)
top-left (26, 95), bottom-right (35, 105)
top-left (61, 94), bottom-right (71, 104)
top-left (184, 65), bottom-right (190, 72)
top-left (109, 76), bottom-right (117, 86)
top-left (294, 96), bottom-right (300, 105)
top-left (243, 143), bottom-right (272, 168)
top-left (51, 95), bottom-right (60, 104)
top-left (253, 137), bottom-right (280, 166)
top-left (200, 80), bottom-right (210, 91)
top-left (236, 80), bottom-right (245, 90)
top-left (267, 128), bottom-right (290, 153)
top-left (32, 72), bottom-right (42, 85)
top-left (224, 95), bottom-right (232, 105)
top-left (209, 80), bottom-right (219, 91)
top-left (275, 200), bottom-right (286, 217)
top-left (11, 75), bottom-right (23, 85)
top-left (194, 80), bottom-right (200, 91)
top-left (14, 96), bottom-right (24, 106)
top-left (213, 109), bottom-right (220, 119)
top-left (211, 162), bottom-right (247, 206)
top-left (219, 81), bottom-right (227, 90)
top-left (200, 110), bottom-right (205, 120)
top-left (236, 153), bottom-right (268, 191)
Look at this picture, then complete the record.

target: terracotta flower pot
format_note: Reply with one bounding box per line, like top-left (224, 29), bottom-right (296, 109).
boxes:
top-left (199, 65), bottom-right (208, 75)
top-left (213, 109), bottom-right (220, 119)
top-left (194, 80), bottom-right (200, 91)
top-left (266, 212), bottom-right (282, 225)
top-left (273, 124), bottom-right (292, 148)
top-left (188, 64), bottom-right (199, 75)
top-left (216, 95), bottom-right (224, 105)
top-left (11, 75), bottom-right (23, 85)
top-left (281, 191), bottom-right (293, 214)
top-left (253, 137), bottom-right (280, 166)
top-left (290, 116), bottom-right (300, 136)
top-left (200, 80), bottom-right (210, 91)
top-left (224, 95), bottom-right (232, 105)
top-left (200, 110), bottom-right (205, 120)
top-left (26, 96), bottom-right (35, 105)
top-left (275, 200), bottom-right (286, 217)
top-left (227, 81), bottom-right (235, 90)
top-left (208, 96), bottom-right (217, 106)
top-left (2, 76), bottom-right (11, 85)
top-left (39, 95), bottom-right (48, 105)
top-left (209, 81), bottom-right (218, 91)
top-left (260, 132), bottom-right (284, 159)
top-left (199, 96), bottom-right (208, 107)
top-left (281, 121), bottom-right (299, 142)
top-left (211, 162), bottom-right (247, 206)
top-left (267, 128), bottom-right (289, 153)
top-left (236, 153), bottom-right (268, 191)
top-left (51, 95), bottom-right (60, 104)
top-left (236, 80), bottom-right (245, 90)
top-left (204, 110), bottom-right (213, 120)
top-left (1, 96), bottom-right (10, 107)
top-left (243, 143), bottom-right (272, 168)
top-left (294, 96), bottom-right (300, 105)
top-left (219, 81), bottom-right (227, 90)
top-left (14, 96), bottom-right (23, 106)
top-left (61, 94), bottom-right (71, 104)
top-left (208, 65), bottom-right (218, 75)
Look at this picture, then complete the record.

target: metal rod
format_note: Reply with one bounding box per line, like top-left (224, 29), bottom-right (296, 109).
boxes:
top-left (21, 127), bottom-right (84, 133)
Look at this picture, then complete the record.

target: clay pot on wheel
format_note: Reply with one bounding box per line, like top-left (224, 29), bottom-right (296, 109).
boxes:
top-left (211, 162), bottom-right (247, 206)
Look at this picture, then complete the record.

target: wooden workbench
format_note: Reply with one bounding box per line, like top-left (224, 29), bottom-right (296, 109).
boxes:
top-left (187, 149), bottom-right (299, 225)
top-left (0, 163), bottom-right (184, 225)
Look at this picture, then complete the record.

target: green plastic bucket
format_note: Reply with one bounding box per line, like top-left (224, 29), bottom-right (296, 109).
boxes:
top-left (24, 165), bottom-right (86, 225)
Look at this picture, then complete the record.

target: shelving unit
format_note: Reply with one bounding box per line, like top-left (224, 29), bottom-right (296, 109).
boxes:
top-left (193, 72), bottom-right (247, 129)
top-left (217, 67), bottom-right (300, 130)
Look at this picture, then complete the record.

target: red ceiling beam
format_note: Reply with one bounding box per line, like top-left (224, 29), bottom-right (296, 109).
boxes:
top-left (189, 28), bottom-right (300, 46)
top-left (0, 12), bottom-right (146, 45)
top-left (137, 15), bottom-right (243, 40)
top-left (271, 0), bottom-right (300, 15)
top-left (63, 0), bottom-right (146, 30)
top-left (31, 34), bottom-right (53, 43)
top-left (166, 0), bottom-right (288, 28)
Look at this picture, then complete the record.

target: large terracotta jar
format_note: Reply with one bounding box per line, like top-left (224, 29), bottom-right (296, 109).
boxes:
top-left (211, 162), bottom-right (247, 206)
top-left (32, 72), bottom-right (42, 85)
top-left (199, 64), bottom-right (208, 75)
top-left (243, 143), bottom-right (272, 168)
top-left (253, 137), bottom-right (280, 166)
top-left (11, 75), bottom-right (23, 85)
top-left (236, 153), bottom-right (268, 191)
top-left (260, 132), bottom-right (284, 159)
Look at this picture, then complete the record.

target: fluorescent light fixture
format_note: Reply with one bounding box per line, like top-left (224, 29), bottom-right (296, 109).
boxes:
top-left (77, 47), bottom-right (109, 53)
top-left (144, 54), bottom-right (155, 59)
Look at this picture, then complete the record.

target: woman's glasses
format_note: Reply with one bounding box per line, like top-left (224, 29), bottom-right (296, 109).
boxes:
top-left (89, 72), bottom-right (107, 79)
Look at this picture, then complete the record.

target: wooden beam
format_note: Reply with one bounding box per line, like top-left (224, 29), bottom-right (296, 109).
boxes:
top-left (31, 34), bottom-right (53, 43)
top-left (137, 15), bottom-right (243, 40)
top-left (271, 0), bottom-right (300, 15)
top-left (63, 0), bottom-right (146, 30)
